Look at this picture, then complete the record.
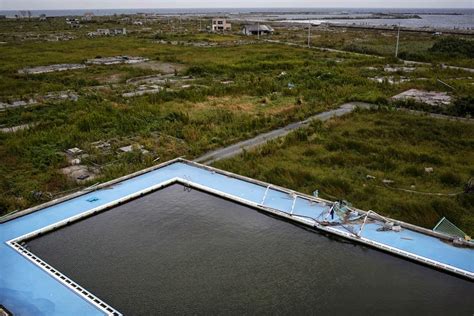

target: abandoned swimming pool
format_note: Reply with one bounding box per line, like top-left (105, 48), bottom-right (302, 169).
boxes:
top-left (0, 158), bottom-right (473, 315)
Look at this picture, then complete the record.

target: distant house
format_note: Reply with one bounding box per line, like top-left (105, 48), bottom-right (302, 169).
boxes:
top-left (211, 18), bottom-right (231, 32)
top-left (82, 12), bottom-right (94, 21)
top-left (241, 24), bottom-right (274, 36)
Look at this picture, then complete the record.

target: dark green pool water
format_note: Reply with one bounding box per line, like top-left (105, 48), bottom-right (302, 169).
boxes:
top-left (27, 184), bottom-right (473, 315)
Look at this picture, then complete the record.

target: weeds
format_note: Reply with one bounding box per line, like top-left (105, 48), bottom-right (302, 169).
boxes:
top-left (214, 110), bottom-right (474, 235)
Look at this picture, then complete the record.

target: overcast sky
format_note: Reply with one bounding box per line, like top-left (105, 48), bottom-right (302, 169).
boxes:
top-left (1, 0), bottom-right (472, 10)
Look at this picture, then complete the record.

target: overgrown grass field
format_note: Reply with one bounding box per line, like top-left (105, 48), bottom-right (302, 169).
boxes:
top-left (0, 18), bottom-right (472, 223)
top-left (214, 110), bottom-right (474, 235)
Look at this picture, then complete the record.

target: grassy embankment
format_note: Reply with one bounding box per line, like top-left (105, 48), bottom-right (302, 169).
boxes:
top-left (214, 110), bottom-right (474, 236)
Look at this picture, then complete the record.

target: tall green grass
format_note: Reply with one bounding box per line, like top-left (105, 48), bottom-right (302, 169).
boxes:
top-left (214, 110), bottom-right (474, 235)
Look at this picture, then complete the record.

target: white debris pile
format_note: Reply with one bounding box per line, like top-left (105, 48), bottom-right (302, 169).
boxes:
top-left (392, 89), bottom-right (452, 106)
top-left (118, 144), bottom-right (149, 155)
top-left (369, 76), bottom-right (411, 84)
top-left (384, 65), bottom-right (416, 73)
top-left (122, 85), bottom-right (163, 98)
top-left (86, 56), bottom-right (149, 65)
top-left (18, 63), bottom-right (86, 74)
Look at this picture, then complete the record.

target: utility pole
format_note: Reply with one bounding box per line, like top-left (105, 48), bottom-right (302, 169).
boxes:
top-left (395, 23), bottom-right (400, 58)
top-left (257, 22), bottom-right (260, 40)
top-left (307, 23), bottom-right (311, 48)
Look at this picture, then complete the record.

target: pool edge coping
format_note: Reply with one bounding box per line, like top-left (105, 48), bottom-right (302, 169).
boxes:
top-left (2, 157), bottom-right (472, 248)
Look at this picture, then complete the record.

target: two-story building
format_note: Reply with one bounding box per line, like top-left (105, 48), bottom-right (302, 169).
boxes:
top-left (212, 18), bottom-right (231, 32)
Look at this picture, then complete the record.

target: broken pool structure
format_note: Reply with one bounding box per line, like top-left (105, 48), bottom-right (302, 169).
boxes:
top-left (1, 159), bottom-right (473, 315)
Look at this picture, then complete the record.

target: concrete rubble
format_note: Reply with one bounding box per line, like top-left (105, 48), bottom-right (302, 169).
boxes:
top-left (18, 63), bottom-right (86, 74)
top-left (66, 147), bottom-right (83, 156)
top-left (392, 89), bottom-right (452, 106)
top-left (122, 85), bottom-right (163, 98)
top-left (86, 56), bottom-right (149, 65)
top-left (61, 165), bottom-right (98, 182)
top-left (118, 144), bottom-right (149, 155)
top-left (384, 65), bottom-right (416, 73)
top-left (123, 74), bottom-right (195, 97)
top-left (0, 99), bottom-right (36, 110)
top-left (0, 91), bottom-right (78, 110)
top-left (155, 40), bottom-right (218, 47)
top-left (126, 74), bottom-right (193, 85)
top-left (0, 124), bottom-right (33, 133)
top-left (62, 147), bottom-right (98, 182)
top-left (91, 140), bottom-right (111, 152)
top-left (39, 91), bottom-right (79, 102)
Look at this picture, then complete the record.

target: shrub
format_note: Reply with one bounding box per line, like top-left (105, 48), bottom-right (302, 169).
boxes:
top-left (403, 166), bottom-right (424, 178)
top-left (451, 96), bottom-right (474, 117)
top-left (429, 37), bottom-right (474, 58)
top-left (439, 171), bottom-right (462, 187)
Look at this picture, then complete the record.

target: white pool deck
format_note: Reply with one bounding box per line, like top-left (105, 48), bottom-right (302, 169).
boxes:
top-left (0, 159), bottom-right (472, 315)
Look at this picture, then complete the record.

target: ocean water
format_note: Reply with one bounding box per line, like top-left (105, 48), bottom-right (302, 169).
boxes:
top-left (0, 8), bottom-right (473, 29)
top-left (27, 184), bottom-right (473, 315)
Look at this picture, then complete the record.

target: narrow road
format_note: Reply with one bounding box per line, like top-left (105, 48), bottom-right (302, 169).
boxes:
top-left (264, 39), bottom-right (474, 73)
top-left (195, 102), bottom-right (473, 165)
top-left (403, 60), bottom-right (474, 73)
top-left (263, 39), bottom-right (380, 58)
top-left (195, 102), bottom-right (372, 165)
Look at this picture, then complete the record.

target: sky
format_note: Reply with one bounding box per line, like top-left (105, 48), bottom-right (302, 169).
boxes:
top-left (0, 0), bottom-right (472, 10)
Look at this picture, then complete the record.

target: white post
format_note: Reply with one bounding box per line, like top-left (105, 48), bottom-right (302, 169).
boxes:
top-left (290, 195), bottom-right (297, 215)
top-left (307, 23), bottom-right (311, 48)
top-left (395, 23), bottom-right (400, 58)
